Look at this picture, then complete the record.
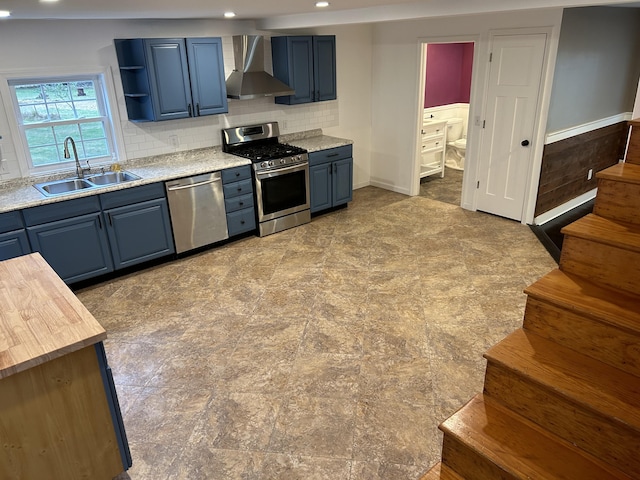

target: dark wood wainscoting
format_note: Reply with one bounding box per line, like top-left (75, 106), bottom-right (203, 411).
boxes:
top-left (534, 122), bottom-right (628, 217)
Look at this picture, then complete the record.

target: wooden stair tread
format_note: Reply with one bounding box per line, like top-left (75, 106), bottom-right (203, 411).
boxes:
top-left (596, 162), bottom-right (640, 184)
top-left (419, 462), bottom-right (464, 480)
top-left (440, 393), bottom-right (631, 480)
top-left (484, 329), bottom-right (640, 432)
top-left (560, 213), bottom-right (640, 252)
top-left (524, 269), bottom-right (640, 335)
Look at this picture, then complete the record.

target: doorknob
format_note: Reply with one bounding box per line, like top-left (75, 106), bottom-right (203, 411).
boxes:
top-left (521, 140), bottom-right (530, 147)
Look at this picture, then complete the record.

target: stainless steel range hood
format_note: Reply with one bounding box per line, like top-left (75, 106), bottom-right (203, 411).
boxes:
top-left (225, 35), bottom-right (295, 100)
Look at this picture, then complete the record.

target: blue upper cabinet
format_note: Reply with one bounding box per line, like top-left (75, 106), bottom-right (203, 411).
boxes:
top-left (186, 38), bottom-right (228, 116)
top-left (272, 35), bottom-right (336, 105)
top-left (115, 37), bottom-right (228, 122)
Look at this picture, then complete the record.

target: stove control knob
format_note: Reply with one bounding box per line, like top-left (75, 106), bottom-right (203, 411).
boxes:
top-left (268, 161), bottom-right (275, 167)
top-left (260, 162), bottom-right (268, 168)
top-left (280, 159), bottom-right (286, 164)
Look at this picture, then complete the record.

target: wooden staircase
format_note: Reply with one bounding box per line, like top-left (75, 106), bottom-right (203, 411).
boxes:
top-left (421, 137), bottom-right (640, 478)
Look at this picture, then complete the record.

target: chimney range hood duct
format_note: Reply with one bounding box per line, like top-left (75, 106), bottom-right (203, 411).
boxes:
top-left (225, 35), bottom-right (295, 100)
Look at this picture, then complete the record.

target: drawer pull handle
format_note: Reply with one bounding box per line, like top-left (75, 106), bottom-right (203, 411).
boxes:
top-left (327, 153), bottom-right (339, 157)
top-left (239, 202), bottom-right (244, 206)
top-left (236, 172), bottom-right (240, 177)
top-left (240, 220), bottom-right (245, 225)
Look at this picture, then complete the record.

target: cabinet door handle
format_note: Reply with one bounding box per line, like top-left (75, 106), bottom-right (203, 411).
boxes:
top-left (98, 215), bottom-right (103, 229)
top-left (196, 103), bottom-right (200, 116)
top-left (188, 103), bottom-right (192, 117)
top-left (108, 213), bottom-right (113, 226)
top-left (334, 164), bottom-right (337, 173)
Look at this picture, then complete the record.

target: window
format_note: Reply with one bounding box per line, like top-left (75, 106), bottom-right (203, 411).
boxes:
top-left (8, 75), bottom-right (116, 173)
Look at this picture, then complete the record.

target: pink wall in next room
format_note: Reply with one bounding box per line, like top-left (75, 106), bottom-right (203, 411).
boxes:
top-left (424, 42), bottom-right (474, 108)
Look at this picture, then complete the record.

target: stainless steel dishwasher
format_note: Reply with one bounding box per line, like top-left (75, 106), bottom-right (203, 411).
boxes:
top-left (165, 172), bottom-right (228, 254)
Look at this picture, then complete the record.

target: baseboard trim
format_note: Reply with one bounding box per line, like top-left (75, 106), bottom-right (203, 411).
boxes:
top-left (534, 188), bottom-right (597, 225)
top-left (545, 113), bottom-right (632, 145)
top-left (369, 179), bottom-right (411, 195)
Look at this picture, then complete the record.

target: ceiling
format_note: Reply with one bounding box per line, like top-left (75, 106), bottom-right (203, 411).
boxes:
top-left (1, 0), bottom-right (639, 27)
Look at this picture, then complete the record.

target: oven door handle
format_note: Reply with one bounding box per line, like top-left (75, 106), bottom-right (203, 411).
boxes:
top-left (255, 162), bottom-right (308, 179)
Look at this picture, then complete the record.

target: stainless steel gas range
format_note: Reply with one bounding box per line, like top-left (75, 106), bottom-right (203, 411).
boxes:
top-left (222, 122), bottom-right (310, 237)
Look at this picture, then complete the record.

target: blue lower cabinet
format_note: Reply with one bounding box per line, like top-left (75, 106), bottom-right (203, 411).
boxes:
top-left (0, 229), bottom-right (31, 261)
top-left (310, 163), bottom-right (332, 213)
top-left (104, 198), bottom-right (175, 269)
top-left (27, 213), bottom-right (114, 284)
top-left (94, 342), bottom-right (132, 471)
top-left (308, 145), bottom-right (353, 214)
top-left (222, 165), bottom-right (257, 237)
top-left (332, 157), bottom-right (353, 207)
top-left (227, 208), bottom-right (256, 236)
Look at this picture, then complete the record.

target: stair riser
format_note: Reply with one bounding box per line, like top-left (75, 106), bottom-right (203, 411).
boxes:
top-left (523, 297), bottom-right (640, 377)
top-left (441, 434), bottom-right (517, 480)
top-left (484, 363), bottom-right (640, 476)
top-left (594, 178), bottom-right (640, 225)
top-left (560, 235), bottom-right (640, 295)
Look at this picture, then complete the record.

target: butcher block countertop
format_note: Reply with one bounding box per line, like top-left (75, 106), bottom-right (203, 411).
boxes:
top-left (0, 252), bottom-right (106, 380)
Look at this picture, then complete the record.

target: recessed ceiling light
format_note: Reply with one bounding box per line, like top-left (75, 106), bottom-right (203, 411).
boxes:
top-left (315, 1), bottom-right (330, 7)
top-left (0, 10), bottom-right (11, 17)
top-left (40, 0), bottom-right (60, 3)
top-left (224, 11), bottom-right (236, 18)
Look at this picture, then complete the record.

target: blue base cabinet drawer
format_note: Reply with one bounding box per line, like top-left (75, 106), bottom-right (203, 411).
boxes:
top-left (224, 193), bottom-right (254, 214)
top-left (0, 229), bottom-right (31, 261)
top-left (0, 211), bottom-right (31, 261)
top-left (222, 165), bottom-right (251, 184)
top-left (223, 178), bottom-right (253, 199)
top-left (226, 208), bottom-right (256, 237)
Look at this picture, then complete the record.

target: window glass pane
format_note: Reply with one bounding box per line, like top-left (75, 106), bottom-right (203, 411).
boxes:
top-left (84, 139), bottom-right (109, 158)
top-left (25, 127), bottom-right (55, 147)
top-left (20, 104), bottom-right (50, 124)
top-left (70, 81), bottom-right (96, 100)
top-left (14, 84), bottom-right (44, 104)
top-left (30, 145), bottom-right (61, 167)
top-left (50, 101), bottom-right (76, 121)
top-left (80, 121), bottom-right (107, 140)
top-left (74, 100), bottom-right (100, 118)
top-left (53, 124), bottom-right (81, 142)
top-left (42, 83), bottom-right (72, 103)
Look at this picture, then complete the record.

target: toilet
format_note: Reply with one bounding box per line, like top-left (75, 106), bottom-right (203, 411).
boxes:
top-left (446, 118), bottom-right (466, 171)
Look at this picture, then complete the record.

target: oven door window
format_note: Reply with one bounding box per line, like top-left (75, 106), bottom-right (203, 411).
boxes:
top-left (260, 169), bottom-right (308, 216)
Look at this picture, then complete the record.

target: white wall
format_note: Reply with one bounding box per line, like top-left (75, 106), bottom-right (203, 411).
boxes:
top-left (369, 9), bottom-right (563, 201)
top-left (0, 19), bottom-right (372, 185)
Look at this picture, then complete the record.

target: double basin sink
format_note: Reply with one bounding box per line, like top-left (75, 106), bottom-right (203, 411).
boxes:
top-left (35, 171), bottom-right (140, 197)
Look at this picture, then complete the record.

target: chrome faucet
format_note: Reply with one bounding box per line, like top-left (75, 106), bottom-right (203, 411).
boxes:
top-left (63, 136), bottom-right (90, 178)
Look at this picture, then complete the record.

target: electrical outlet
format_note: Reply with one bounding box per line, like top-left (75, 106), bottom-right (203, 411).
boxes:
top-left (587, 168), bottom-right (593, 180)
top-left (168, 135), bottom-right (179, 149)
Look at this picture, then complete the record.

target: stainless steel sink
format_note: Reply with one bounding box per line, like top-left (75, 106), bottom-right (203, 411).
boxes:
top-left (34, 178), bottom-right (94, 196)
top-left (86, 171), bottom-right (140, 186)
top-left (34, 170), bottom-right (141, 197)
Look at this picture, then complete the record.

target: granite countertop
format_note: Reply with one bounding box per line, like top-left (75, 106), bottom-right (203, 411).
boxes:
top-left (0, 130), bottom-right (353, 214)
top-left (0, 253), bottom-right (107, 380)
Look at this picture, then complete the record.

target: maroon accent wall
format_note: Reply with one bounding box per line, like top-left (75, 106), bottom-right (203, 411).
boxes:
top-left (424, 42), bottom-right (474, 108)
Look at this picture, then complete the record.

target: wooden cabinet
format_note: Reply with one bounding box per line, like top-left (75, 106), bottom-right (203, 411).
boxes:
top-left (114, 37), bottom-right (228, 122)
top-left (100, 183), bottom-right (175, 270)
top-left (0, 254), bottom-right (130, 479)
top-left (23, 196), bottom-right (114, 284)
top-left (222, 165), bottom-right (256, 237)
top-left (0, 211), bottom-right (30, 261)
top-left (271, 35), bottom-right (336, 105)
top-left (309, 145), bottom-right (353, 213)
top-left (420, 120), bottom-right (447, 179)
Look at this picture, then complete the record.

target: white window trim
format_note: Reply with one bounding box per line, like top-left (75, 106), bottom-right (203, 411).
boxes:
top-left (0, 66), bottom-right (126, 179)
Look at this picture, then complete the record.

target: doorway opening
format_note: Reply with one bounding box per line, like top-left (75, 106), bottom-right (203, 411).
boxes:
top-left (418, 41), bottom-right (475, 207)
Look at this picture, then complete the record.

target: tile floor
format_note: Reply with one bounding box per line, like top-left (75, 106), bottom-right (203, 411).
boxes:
top-left (77, 176), bottom-right (556, 480)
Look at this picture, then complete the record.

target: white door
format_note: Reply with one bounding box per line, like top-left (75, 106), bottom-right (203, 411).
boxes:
top-left (476, 33), bottom-right (547, 221)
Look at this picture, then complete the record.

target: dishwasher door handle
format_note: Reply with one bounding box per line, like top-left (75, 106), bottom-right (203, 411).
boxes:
top-left (166, 178), bottom-right (220, 191)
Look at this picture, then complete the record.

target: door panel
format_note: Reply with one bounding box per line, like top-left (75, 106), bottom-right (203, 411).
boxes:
top-left (476, 33), bottom-right (547, 221)
top-left (186, 38), bottom-right (228, 116)
top-left (145, 39), bottom-right (191, 120)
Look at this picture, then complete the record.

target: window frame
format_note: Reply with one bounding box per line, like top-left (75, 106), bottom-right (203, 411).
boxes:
top-left (0, 67), bottom-right (124, 177)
